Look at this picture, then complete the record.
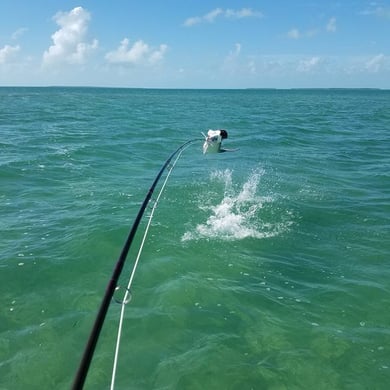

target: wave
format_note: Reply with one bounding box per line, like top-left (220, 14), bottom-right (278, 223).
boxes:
top-left (182, 169), bottom-right (291, 241)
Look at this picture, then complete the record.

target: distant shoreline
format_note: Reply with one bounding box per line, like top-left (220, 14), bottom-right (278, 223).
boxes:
top-left (0, 85), bottom-right (388, 91)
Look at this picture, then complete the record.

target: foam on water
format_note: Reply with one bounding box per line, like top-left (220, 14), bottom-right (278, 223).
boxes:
top-left (182, 169), bottom-right (290, 241)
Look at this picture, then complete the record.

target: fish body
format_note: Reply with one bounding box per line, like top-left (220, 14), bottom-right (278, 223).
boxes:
top-left (203, 129), bottom-right (228, 154)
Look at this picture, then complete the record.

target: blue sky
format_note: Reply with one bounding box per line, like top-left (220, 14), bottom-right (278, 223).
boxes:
top-left (0, 0), bottom-right (389, 88)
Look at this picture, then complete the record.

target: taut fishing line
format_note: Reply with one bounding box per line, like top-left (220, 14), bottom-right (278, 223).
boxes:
top-left (110, 145), bottom-right (189, 390)
top-left (72, 138), bottom-right (199, 390)
top-left (72, 130), bottom-right (231, 389)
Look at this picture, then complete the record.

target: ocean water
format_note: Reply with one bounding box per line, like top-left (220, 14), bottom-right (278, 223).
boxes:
top-left (0, 87), bottom-right (389, 389)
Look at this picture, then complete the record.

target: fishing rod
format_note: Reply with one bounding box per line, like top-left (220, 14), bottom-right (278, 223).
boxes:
top-left (72, 138), bottom-right (201, 390)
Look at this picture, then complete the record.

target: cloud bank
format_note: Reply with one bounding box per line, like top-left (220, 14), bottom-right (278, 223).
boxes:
top-left (287, 17), bottom-right (336, 39)
top-left (42, 6), bottom-right (98, 66)
top-left (1, 4), bottom-right (388, 88)
top-left (183, 8), bottom-right (262, 26)
top-left (105, 38), bottom-right (168, 66)
top-left (0, 45), bottom-right (20, 64)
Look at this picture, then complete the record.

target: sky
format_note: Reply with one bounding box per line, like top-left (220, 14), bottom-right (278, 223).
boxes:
top-left (0, 0), bottom-right (389, 88)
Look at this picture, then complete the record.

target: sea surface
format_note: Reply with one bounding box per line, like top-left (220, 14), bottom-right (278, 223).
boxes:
top-left (0, 87), bottom-right (389, 389)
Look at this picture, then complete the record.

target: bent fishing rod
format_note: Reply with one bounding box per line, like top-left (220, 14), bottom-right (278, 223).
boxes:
top-left (72, 138), bottom-right (200, 390)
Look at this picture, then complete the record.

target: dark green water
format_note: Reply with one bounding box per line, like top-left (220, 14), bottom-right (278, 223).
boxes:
top-left (1, 87), bottom-right (389, 389)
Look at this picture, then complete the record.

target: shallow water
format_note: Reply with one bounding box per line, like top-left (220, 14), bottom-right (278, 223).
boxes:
top-left (1, 87), bottom-right (389, 389)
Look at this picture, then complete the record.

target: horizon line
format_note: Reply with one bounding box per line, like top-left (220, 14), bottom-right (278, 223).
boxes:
top-left (0, 85), bottom-right (388, 91)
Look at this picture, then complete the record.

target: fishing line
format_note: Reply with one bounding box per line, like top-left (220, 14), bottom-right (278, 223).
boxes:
top-left (110, 146), bottom-right (187, 390)
top-left (72, 138), bottom-right (200, 390)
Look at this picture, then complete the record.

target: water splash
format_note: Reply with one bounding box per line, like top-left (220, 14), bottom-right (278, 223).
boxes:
top-left (182, 169), bottom-right (290, 241)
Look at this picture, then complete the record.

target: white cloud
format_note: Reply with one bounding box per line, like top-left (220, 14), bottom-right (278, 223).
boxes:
top-left (106, 39), bottom-right (148, 64)
top-left (365, 53), bottom-right (386, 72)
top-left (204, 8), bottom-right (224, 23)
top-left (287, 27), bottom-right (318, 39)
top-left (360, 6), bottom-right (390, 19)
top-left (221, 43), bottom-right (263, 80)
top-left (297, 56), bottom-right (321, 72)
top-left (183, 16), bottom-right (202, 27)
top-left (228, 43), bottom-right (241, 59)
top-left (183, 8), bottom-right (262, 26)
top-left (42, 6), bottom-right (98, 66)
top-left (105, 38), bottom-right (168, 65)
top-left (225, 8), bottom-right (263, 19)
top-left (287, 28), bottom-right (301, 39)
top-left (326, 17), bottom-right (337, 32)
top-left (0, 44), bottom-right (20, 64)
top-left (221, 43), bottom-right (243, 75)
top-left (248, 60), bottom-right (256, 75)
top-left (12, 27), bottom-right (28, 40)
top-left (148, 44), bottom-right (168, 65)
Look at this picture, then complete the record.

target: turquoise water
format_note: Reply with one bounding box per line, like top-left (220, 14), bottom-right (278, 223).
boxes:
top-left (1, 87), bottom-right (389, 389)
